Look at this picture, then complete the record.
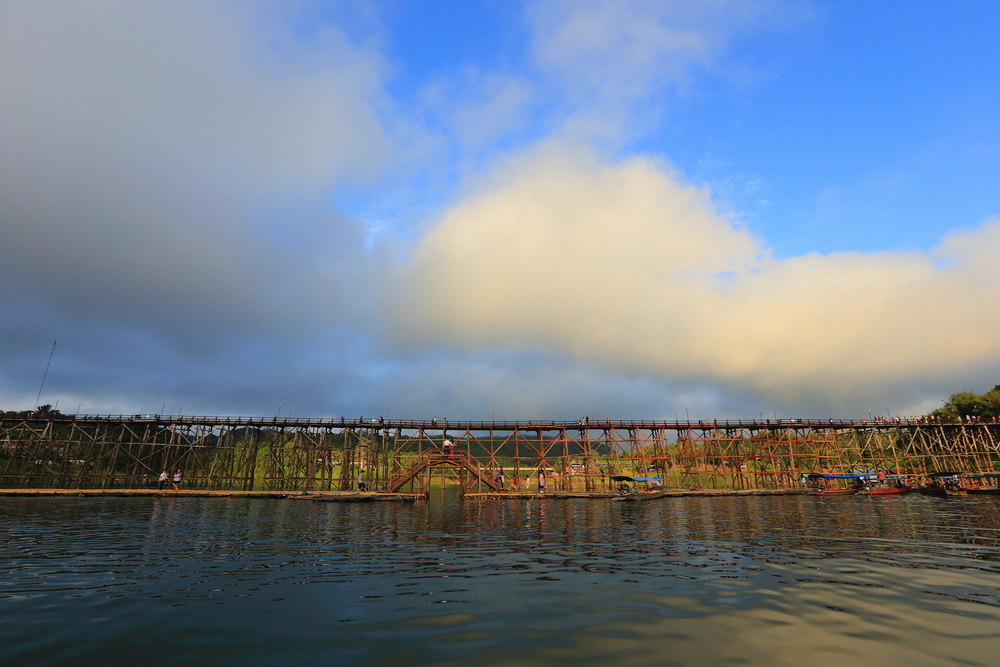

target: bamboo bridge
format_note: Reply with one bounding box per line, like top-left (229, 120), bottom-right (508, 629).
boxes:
top-left (2, 414), bottom-right (999, 494)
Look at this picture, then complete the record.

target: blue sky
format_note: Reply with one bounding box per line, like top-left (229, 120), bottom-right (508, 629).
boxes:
top-left (2, 0), bottom-right (1000, 420)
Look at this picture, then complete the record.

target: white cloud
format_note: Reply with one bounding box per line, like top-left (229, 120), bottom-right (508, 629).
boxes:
top-left (389, 142), bottom-right (1000, 412)
top-left (421, 71), bottom-right (536, 152)
top-left (524, 0), bottom-right (809, 142)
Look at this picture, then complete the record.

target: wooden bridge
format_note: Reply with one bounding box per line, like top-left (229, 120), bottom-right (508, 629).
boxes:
top-left (2, 413), bottom-right (999, 493)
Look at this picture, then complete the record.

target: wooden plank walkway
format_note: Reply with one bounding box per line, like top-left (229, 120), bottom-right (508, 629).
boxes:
top-left (0, 487), bottom-right (807, 501)
top-left (0, 489), bottom-right (423, 502)
top-left (465, 488), bottom-right (809, 499)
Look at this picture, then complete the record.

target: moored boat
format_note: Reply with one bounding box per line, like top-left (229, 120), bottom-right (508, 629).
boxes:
top-left (963, 473), bottom-right (1000, 494)
top-left (858, 475), bottom-right (912, 495)
top-left (916, 471), bottom-right (964, 496)
top-left (813, 487), bottom-right (859, 496)
top-left (858, 485), bottom-right (911, 495)
top-left (610, 475), bottom-right (665, 499)
top-left (613, 489), bottom-right (670, 502)
top-left (803, 473), bottom-right (866, 495)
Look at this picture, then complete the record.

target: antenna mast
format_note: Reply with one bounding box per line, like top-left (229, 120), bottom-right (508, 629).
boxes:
top-left (34, 339), bottom-right (57, 409)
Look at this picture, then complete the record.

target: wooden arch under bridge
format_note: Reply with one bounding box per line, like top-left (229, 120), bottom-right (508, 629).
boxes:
top-left (386, 449), bottom-right (502, 493)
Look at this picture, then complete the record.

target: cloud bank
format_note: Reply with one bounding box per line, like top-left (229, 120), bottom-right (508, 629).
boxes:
top-left (390, 142), bottom-right (1000, 413)
top-left (0, 0), bottom-right (389, 344)
top-left (0, 0), bottom-right (396, 413)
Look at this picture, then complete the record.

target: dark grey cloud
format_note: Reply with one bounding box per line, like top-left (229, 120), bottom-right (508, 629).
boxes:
top-left (0, 0), bottom-right (395, 412)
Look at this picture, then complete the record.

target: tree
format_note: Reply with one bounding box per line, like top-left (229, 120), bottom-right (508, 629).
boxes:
top-left (932, 387), bottom-right (1000, 418)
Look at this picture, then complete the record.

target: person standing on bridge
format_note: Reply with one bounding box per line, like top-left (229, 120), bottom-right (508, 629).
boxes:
top-left (443, 439), bottom-right (454, 458)
top-left (157, 470), bottom-right (168, 491)
top-left (357, 469), bottom-right (368, 492)
top-left (172, 469), bottom-right (183, 491)
top-left (538, 470), bottom-right (546, 494)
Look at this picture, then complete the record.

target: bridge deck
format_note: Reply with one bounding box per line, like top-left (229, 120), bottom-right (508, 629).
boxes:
top-left (0, 488), bottom-right (422, 501)
top-left (30, 415), bottom-right (987, 430)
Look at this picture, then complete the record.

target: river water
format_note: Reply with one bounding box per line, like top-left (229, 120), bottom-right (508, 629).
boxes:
top-left (2, 493), bottom-right (1000, 665)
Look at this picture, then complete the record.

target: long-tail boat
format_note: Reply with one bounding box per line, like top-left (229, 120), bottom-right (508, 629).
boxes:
top-left (963, 473), bottom-right (1000, 494)
top-left (611, 475), bottom-right (668, 501)
top-left (916, 471), bottom-right (964, 496)
top-left (858, 475), bottom-right (912, 495)
top-left (804, 473), bottom-right (866, 495)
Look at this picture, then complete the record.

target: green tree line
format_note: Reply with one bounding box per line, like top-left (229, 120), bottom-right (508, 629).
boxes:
top-left (932, 385), bottom-right (1000, 419)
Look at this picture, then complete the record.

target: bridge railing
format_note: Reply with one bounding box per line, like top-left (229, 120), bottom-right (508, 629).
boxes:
top-left (11, 414), bottom-right (998, 430)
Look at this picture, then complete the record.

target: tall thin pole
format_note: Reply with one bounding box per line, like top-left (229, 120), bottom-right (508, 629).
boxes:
top-left (34, 339), bottom-right (57, 408)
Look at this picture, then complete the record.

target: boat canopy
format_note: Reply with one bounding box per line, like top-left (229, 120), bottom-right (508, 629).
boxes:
top-left (928, 471), bottom-right (964, 478)
top-left (610, 475), bottom-right (664, 482)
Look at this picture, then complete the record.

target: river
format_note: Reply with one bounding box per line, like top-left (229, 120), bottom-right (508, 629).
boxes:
top-left (2, 493), bottom-right (999, 665)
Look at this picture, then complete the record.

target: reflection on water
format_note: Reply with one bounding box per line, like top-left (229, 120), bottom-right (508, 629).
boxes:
top-left (2, 494), bottom-right (1000, 665)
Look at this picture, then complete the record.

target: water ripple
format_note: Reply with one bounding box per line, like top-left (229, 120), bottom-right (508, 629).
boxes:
top-left (3, 495), bottom-right (1000, 664)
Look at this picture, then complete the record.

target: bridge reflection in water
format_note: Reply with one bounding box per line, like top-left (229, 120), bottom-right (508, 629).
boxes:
top-left (2, 414), bottom-right (997, 493)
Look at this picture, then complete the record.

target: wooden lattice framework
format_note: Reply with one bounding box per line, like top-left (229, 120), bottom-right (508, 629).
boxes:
top-left (2, 415), bottom-right (999, 492)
